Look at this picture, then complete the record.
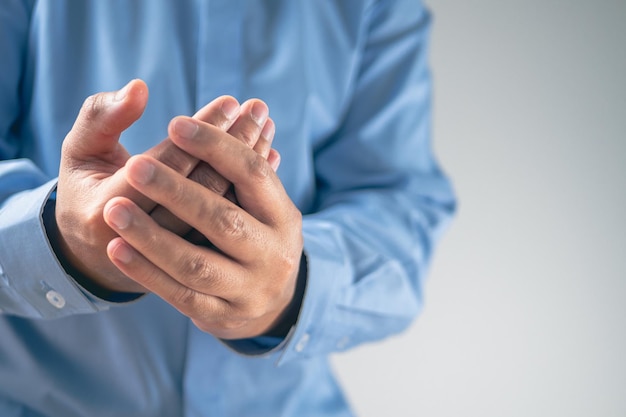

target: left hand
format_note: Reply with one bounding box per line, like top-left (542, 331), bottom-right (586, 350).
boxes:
top-left (103, 115), bottom-right (303, 339)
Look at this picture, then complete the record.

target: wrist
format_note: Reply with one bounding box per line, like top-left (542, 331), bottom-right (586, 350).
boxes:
top-left (262, 252), bottom-right (308, 338)
top-left (43, 195), bottom-right (143, 302)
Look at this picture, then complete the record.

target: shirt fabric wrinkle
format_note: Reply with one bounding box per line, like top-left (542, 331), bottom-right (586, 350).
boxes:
top-left (0, 1), bottom-right (455, 416)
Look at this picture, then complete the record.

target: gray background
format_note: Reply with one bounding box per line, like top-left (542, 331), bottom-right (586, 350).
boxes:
top-left (331, 1), bottom-right (626, 416)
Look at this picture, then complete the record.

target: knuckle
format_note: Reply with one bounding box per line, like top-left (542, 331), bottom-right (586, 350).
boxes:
top-left (167, 180), bottom-right (189, 207)
top-left (216, 205), bottom-right (246, 239)
top-left (273, 241), bottom-right (302, 281)
top-left (180, 252), bottom-right (213, 287)
top-left (170, 285), bottom-right (197, 307)
top-left (235, 127), bottom-right (259, 148)
top-left (210, 113), bottom-right (232, 132)
top-left (82, 202), bottom-right (103, 227)
top-left (157, 144), bottom-right (195, 174)
top-left (137, 228), bottom-right (162, 256)
top-left (81, 94), bottom-right (103, 119)
top-left (79, 92), bottom-right (116, 136)
top-left (81, 93), bottom-right (108, 126)
top-left (247, 154), bottom-right (271, 182)
top-left (139, 266), bottom-right (166, 289)
top-left (283, 252), bottom-right (299, 272)
top-left (189, 163), bottom-right (229, 195)
top-left (253, 136), bottom-right (271, 157)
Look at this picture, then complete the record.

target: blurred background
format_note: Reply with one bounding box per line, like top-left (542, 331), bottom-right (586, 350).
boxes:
top-left (331, 0), bottom-right (626, 416)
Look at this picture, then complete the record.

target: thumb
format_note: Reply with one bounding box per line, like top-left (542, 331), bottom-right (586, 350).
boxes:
top-left (62, 79), bottom-right (148, 163)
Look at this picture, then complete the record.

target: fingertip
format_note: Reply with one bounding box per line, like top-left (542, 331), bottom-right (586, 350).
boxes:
top-left (192, 95), bottom-right (241, 131)
top-left (107, 237), bottom-right (134, 265)
top-left (130, 78), bottom-right (149, 95)
top-left (168, 116), bottom-right (199, 141)
top-left (114, 79), bottom-right (148, 105)
top-left (268, 149), bottom-right (281, 172)
top-left (123, 80), bottom-right (149, 119)
top-left (261, 118), bottom-right (275, 142)
top-left (71, 79), bottom-right (148, 150)
top-left (245, 99), bottom-right (269, 127)
top-left (219, 96), bottom-right (241, 121)
top-left (103, 197), bottom-right (133, 230)
top-left (125, 154), bottom-right (156, 185)
top-left (252, 118), bottom-right (275, 158)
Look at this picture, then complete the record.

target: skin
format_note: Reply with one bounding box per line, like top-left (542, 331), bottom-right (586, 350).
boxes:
top-left (103, 113), bottom-right (303, 339)
top-left (55, 79), bottom-right (300, 339)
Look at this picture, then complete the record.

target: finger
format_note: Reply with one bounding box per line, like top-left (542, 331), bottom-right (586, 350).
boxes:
top-left (185, 117), bottom-right (276, 207)
top-left (107, 235), bottom-right (244, 338)
top-left (267, 148), bottom-right (281, 172)
top-left (149, 98), bottom-right (271, 235)
top-left (188, 116), bottom-right (277, 198)
top-left (62, 79), bottom-right (148, 166)
top-left (194, 95), bottom-right (241, 129)
top-left (149, 162), bottom-right (223, 236)
top-left (253, 118), bottom-right (275, 159)
top-left (62, 92), bottom-right (241, 226)
top-left (106, 236), bottom-right (229, 321)
top-left (225, 99), bottom-right (269, 148)
top-left (155, 104), bottom-right (275, 234)
top-left (169, 117), bottom-right (289, 224)
top-left (183, 116), bottom-right (275, 199)
top-left (144, 95), bottom-right (241, 176)
top-left (124, 155), bottom-right (265, 262)
top-left (103, 197), bottom-right (243, 298)
top-left (140, 96), bottom-right (241, 230)
top-left (163, 99), bottom-right (269, 197)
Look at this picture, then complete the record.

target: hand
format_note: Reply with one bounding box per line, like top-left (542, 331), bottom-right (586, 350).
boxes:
top-left (151, 98), bottom-right (280, 238)
top-left (103, 116), bottom-right (303, 339)
top-left (55, 79), bottom-right (277, 294)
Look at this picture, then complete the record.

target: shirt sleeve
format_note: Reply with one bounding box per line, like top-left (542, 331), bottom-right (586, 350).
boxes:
top-left (0, 1), bottom-right (115, 318)
top-left (274, 0), bottom-right (456, 364)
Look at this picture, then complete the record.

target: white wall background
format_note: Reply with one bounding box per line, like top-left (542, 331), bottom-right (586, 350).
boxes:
top-left (331, 1), bottom-right (626, 416)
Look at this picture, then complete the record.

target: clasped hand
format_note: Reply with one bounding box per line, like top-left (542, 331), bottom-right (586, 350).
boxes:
top-left (56, 80), bottom-right (303, 339)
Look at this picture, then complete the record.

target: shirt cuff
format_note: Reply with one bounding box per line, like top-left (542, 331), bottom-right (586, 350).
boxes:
top-left (226, 219), bottom-right (361, 365)
top-left (42, 190), bottom-right (144, 308)
top-left (219, 220), bottom-right (350, 365)
top-left (272, 220), bottom-right (353, 365)
top-left (0, 179), bottom-right (130, 318)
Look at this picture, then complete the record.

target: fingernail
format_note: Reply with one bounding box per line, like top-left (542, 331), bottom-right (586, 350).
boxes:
top-left (107, 205), bottom-right (131, 229)
top-left (221, 98), bottom-right (240, 120)
top-left (268, 150), bottom-right (281, 172)
top-left (129, 157), bottom-right (155, 184)
top-left (114, 81), bottom-right (132, 102)
top-left (111, 241), bottom-right (133, 264)
top-left (250, 101), bottom-right (269, 126)
top-left (174, 117), bottom-right (198, 139)
top-left (261, 119), bottom-right (275, 142)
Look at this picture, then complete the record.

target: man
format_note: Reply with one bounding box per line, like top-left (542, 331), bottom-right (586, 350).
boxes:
top-left (0, 1), bottom-right (455, 416)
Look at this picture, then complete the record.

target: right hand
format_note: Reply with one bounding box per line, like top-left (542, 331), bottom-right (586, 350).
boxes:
top-left (54, 79), bottom-right (277, 294)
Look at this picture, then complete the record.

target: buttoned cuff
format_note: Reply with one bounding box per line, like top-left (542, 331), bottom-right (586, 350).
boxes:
top-left (0, 179), bottom-right (129, 318)
top-left (273, 219), bottom-right (353, 365)
top-left (219, 220), bottom-right (349, 364)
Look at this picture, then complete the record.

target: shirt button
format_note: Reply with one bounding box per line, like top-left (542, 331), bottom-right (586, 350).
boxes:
top-left (294, 333), bottom-right (310, 353)
top-left (46, 290), bottom-right (66, 309)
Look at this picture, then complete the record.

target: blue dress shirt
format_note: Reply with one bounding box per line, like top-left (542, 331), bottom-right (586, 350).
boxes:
top-left (0, 0), bottom-right (455, 416)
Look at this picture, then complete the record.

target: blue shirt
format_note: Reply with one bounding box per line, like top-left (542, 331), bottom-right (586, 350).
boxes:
top-left (0, 1), bottom-right (455, 416)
